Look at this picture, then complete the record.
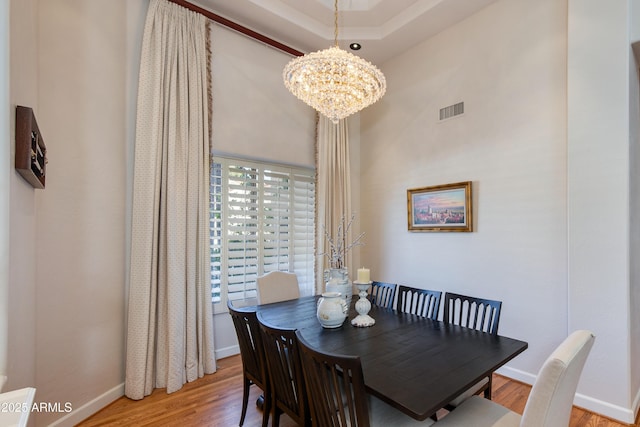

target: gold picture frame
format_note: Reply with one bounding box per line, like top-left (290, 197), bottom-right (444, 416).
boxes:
top-left (407, 181), bottom-right (473, 232)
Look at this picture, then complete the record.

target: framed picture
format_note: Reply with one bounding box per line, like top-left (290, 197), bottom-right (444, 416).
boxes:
top-left (407, 181), bottom-right (473, 232)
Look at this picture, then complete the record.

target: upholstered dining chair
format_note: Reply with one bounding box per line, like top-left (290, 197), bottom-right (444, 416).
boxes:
top-left (434, 330), bottom-right (596, 427)
top-left (296, 330), bottom-right (434, 427)
top-left (227, 300), bottom-right (269, 427)
top-left (258, 316), bottom-right (311, 427)
top-left (396, 286), bottom-right (442, 320)
top-left (369, 281), bottom-right (396, 310)
top-left (256, 271), bottom-right (300, 305)
top-left (443, 291), bottom-right (502, 406)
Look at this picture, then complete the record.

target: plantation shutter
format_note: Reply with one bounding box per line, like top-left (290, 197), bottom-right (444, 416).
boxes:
top-left (210, 162), bottom-right (223, 303)
top-left (262, 169), bottom-right (291, 273)
top-left (226, 163), bottom-right (260, 302)
top-left (292, 172), bottom-right (315, 296)
top-left (210, 157), bottom-right (315, 307)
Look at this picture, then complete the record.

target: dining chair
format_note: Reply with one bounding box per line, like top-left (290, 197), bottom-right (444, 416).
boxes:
top-left (434, 330), bottom-right (595, 427)
top-left (256, 271), bottom-right (300, 305)
top-left (443, 292), bottom-right (502, 335)
top-left (369, 281), bottom-right (396, 310)
top-left (258, 316), bottom-right (311, 427)
top-left (227, 300), bottom-right (270, 427)
top-left (396, 285), bottom-right (442, 320)
top-left (442, 291), bottom-right (502, 406)
top-left (295, 330), bottom-right (434, 426)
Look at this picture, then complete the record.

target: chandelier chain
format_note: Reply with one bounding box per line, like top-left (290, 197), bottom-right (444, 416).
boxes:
top-left (334, 0), bottom-right (339, 47)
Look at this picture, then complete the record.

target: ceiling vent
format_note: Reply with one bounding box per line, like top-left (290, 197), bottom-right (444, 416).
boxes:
top-left (439, 102), bottom-right (464, 121)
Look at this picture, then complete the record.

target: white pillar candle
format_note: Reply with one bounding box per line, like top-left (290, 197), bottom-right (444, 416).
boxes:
top-left (357, 267), bottom-right (370, 283)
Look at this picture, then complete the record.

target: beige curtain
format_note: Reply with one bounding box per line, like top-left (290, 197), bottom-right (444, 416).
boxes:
top-left (125, 0), bottom-right (216, 400)
top-left (315, 116), bottom-right (353, 292)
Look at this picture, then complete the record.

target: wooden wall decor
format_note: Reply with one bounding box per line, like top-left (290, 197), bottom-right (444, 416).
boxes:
top-left (15, 105), bottom-right (46, 189)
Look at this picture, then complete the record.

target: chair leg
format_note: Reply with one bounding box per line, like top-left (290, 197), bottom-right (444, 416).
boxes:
top-left (261, 392), bottom-right (271, 427)
top-left (240, 377), bottom-right (250, 426)
top-left (263, 401), bottom-right (279, 427)
top-left (272, 407), bottom-right (281, 427)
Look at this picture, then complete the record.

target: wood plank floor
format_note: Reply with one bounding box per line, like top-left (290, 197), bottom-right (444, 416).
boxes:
top-left (77, 354), bottom-right (636, 427)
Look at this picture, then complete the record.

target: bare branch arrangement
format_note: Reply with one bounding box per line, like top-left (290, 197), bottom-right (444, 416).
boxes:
top-left (321, 214), bottom-right (365, 269)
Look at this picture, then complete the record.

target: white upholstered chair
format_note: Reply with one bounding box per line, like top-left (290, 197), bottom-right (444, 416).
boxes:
top-left (255, 271), bottom-right (300, 305)
top-left (434, 330), bottom-right (595, 427)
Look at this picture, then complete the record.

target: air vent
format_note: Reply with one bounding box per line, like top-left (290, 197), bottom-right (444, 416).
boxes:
top-left (439, 102), bottom-right (464, 121)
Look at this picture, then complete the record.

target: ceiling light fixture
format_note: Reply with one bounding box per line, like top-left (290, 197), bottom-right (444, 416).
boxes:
top-left (282, 0), bottom-right (386, 124)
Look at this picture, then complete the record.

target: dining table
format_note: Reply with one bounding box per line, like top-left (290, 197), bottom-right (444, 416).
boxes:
top-left (257, 295), bottom-right (528, 422)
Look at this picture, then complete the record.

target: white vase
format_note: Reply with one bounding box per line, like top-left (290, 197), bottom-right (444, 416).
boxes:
top-left (316, 292), bottom-right (348, 328)
top-left (324, 268), bottom-right (353, 306)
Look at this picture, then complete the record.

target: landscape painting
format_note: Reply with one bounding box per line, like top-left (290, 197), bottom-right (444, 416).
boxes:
top-left (407, 181), bottom-right (473, 232)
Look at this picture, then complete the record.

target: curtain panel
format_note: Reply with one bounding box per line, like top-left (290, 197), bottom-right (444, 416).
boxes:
top-left (315, 116), bottom-right (353, 292)
top-left (125, 0), bottom-right (216, 400)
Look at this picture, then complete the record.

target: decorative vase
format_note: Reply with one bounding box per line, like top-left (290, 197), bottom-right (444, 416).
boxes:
top-left (316, 292), bottom-right (348, 328)
top-left (324, 268), bottom-right (353, 306)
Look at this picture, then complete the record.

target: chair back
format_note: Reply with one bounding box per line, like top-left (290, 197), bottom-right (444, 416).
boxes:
top-left (443, 292), bottom-right (502, 334)
top-left (258, 316), bottom-right (310, 426)
top-left (256, 271), bottom-right (300, 305)
top-left (369, 281), bottom-right (396, 309)
top-left (397, 286), bottom-right (442, 320)
top-left (296, 330), bottom-right (370, 427)
top-left (227, 300), bottom-right (267, 390)
top-left (521, 330), bottom-right (595, 427)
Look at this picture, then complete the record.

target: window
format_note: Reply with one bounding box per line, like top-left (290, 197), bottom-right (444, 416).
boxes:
top-left (210, 156), bottom-right (315, 310)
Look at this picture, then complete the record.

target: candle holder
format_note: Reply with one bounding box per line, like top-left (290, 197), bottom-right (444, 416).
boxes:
top-left (351, 281), bottom-right (375, 327)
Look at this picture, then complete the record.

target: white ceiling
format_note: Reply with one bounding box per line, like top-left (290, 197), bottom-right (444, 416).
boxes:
top-left (192, 0), bottom-right (498, 64)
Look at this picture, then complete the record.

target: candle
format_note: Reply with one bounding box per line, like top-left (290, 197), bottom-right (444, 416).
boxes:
top-left (357, 267), bottom-right (370, 283)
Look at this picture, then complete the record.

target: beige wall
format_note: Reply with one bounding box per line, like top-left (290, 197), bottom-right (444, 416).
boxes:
top-left (362, 0), bottom-right (568, 375)
top-left (0, 0), bottom-right (9, 389)
top-left (210, 23), bottom-right (316, 168)
top-left (7, 0), bottom-right (146, 425)
top-left (8, 0), bottom-right (39, 400)
top-left (4, 0), bottom-right (639, 424)
top-left (632, 40), bottom-right (640, 423)
top-left (361, 0), bottom-right (637, 422)
top-left (567, 0), bottom-right (635, 418)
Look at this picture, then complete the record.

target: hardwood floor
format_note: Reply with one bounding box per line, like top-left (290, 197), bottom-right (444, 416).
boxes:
top-left (77, 355), bottom-right (635, 427)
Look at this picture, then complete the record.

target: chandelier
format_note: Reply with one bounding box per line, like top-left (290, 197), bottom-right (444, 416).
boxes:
top-left (283, 0), bottom-right (386, 124)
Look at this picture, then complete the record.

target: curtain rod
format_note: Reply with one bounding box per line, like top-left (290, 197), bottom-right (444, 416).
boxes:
top-left (168, 0), bottom-right (304, 57)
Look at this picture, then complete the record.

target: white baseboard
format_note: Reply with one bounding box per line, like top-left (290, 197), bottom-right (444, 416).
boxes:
top-left (46, 348), bottom-right (240, 426)
top-left (47, 383), bottom-right (124, 427)
top-left (495, 365), bottom-right (536, 386)
top-left (574, 392), bottom-right (637, 424)
top-left (215, 344), bottom-right (239, 360)
top-left (495, 366), bottom-right (637, 424)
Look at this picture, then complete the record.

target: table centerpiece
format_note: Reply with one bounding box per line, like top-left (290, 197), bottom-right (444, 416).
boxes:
top-left (321, 214), bottom-right (364, 307)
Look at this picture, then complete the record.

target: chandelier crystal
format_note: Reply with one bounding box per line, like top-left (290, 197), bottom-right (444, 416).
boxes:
top-left (283, 0), bottom-right (386, 124)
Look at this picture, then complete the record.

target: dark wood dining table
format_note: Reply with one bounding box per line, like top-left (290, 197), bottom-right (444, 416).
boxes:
top-left (257, 295), bottom-right (528, 421)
